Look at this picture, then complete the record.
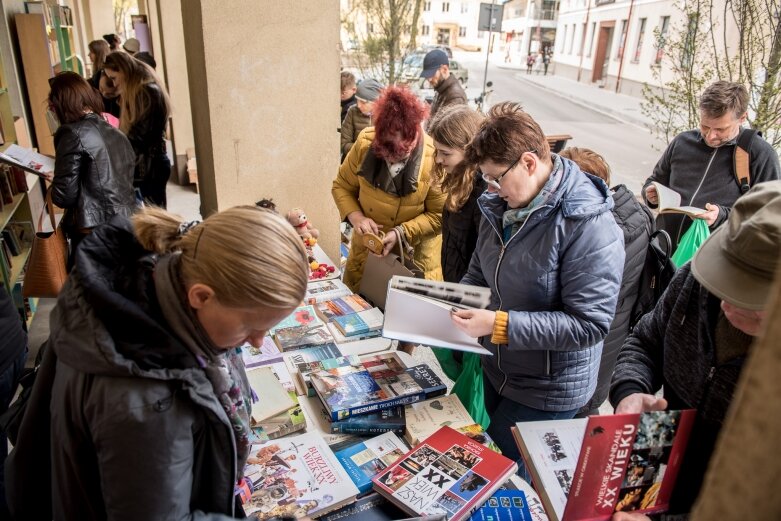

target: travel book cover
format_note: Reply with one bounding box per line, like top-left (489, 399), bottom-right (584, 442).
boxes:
top-left (383, 276), bottom-right (492, 354)
top-left (242, 431), bottom-right (359, 519)
top-left (332, 308), bottom-right (384, 337)
top-left (284, 343), bottom-right (345, 396)
top-left (318, 294), bottom-right (373, 321)
top-left (304, 278), bottom-right (352, 303)
top-left (372, 426), bottom-right (517, 521)
top-left (512, 410), bottom-right (696, 521)
top-left (335, 432), bottom-right (408, 493)
top-left (274, 324), bottom-right (335, 352)
top-left (240, 337), bottom-right (284, 368)
top-left (650, 182), bottom-right (706, 217)
top-left (311, 353), bottom-right (446, 421)
top-left (469, 490), bottom-right (532, 521)
top-left (249, 361), bottom-right (306, 442)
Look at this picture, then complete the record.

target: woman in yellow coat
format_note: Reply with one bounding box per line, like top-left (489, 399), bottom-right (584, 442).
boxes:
top-left (332, 86), bottom-right (445, 292)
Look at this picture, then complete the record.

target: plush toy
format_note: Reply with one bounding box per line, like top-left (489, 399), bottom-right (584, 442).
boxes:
top-left (286, 207), bottom-right (320, 241)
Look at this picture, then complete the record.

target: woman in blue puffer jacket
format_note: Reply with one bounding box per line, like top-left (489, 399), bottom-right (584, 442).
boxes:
top-left (451, 102), bottom-right (625, 467)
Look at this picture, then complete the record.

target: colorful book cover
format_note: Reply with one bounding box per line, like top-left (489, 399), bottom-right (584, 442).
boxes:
top-left (304, 278), bottom-right (352, 303)
top-left (249, 361), bottom-right (306, 442)
top-left (318, 294), bottom-right (373, 321)
top-left (469, 490), bottom-right (532, 521)
top-left (327, 321), bottom-right (382, 343)
top-left (311, 355), bottom-right (446, 421)
top-left (372, 426), bottom-right (518, 521)
top-left (284, 343), bottom-right (344, 396)
top-left (333, 308), bottom-right (384, 336)
top-left (274, 324), bottom-right (334, 351)
top-left (242, 431), bottom-right (359, 519)
top-left (268, 304), bottom-right (324, 335)
top-left (240, 337), bottom-right (284, 368)
top-left (404, 394), bottom-right (476, 446)
top-left (331, 405), bottom-right (406, 435)
top-left (335, 432), bottom-right (408, 493)
top-left (513, 410), bottom-right (696, 521)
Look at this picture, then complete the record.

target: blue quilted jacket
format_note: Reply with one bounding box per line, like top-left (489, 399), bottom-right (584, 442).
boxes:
top-left (461, 156), bottom-right (625, 411)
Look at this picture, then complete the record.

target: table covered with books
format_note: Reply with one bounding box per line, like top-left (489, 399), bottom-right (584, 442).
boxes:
top-left (237, 247), bottom-right (550, 521)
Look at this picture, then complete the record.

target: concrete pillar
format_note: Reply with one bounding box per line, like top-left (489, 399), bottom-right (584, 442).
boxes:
top-left (153, 0), bottom-right (193, 185)
top-left (80, 0), bottom-right (114, 43)
top-left (181, 1), bottom-right (341, 261)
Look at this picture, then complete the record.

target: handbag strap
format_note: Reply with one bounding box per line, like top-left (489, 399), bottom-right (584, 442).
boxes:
top-left (38, 188), bottom-right (57, 233)
top-left (394, 225), bottom-right (424, 276)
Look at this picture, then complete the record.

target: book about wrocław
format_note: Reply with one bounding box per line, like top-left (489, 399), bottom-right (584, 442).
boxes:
top-left (512, 410), bottom-right (695, 521)
top-left (372, 426), bottom-right (517, 521)
top-left (310, 353), bottom-right (446, 421)
top-left (335, 432), bottom-right (408, 493)
top-left (241, 431), bottom-right (359, 519)
top-left (383, 276), bottom-right (492, 354)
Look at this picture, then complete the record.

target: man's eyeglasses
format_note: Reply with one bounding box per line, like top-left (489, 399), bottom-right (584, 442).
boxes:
top-left (480, 156), bottom-right (521, 190)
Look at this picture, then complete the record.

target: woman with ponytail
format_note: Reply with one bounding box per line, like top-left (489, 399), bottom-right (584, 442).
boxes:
top-left (10, 205), bottom-right (309, 519)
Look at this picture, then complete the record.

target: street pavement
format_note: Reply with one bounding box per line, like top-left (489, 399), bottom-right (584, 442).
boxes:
top-left (454, 50), bottom-right (664, 194)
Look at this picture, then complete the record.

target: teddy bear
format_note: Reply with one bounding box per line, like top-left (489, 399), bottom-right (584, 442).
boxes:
top-left (286, 207), bottom-right (319, 241)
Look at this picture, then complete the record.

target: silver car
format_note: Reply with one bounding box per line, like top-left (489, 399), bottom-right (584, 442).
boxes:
top-left (397, 54), bottom-right (468, 87)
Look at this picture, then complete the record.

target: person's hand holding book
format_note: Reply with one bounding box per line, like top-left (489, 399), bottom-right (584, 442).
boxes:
top-left (694, 203), bottom-right (719, 226)
top-left (450, 308), bottom-right (495, 338)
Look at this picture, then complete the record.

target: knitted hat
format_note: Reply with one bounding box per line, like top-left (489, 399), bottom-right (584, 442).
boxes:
top-left (356, 79), bottom-right (384, 102)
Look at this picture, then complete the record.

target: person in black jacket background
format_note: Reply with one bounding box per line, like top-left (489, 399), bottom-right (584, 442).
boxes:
top-left (0, 289), bottom-right (27, 518)
top-left (104, 52), bottom-right (171, 207)
top-left (46, 72), bottom-right (136, 266)
top-left (560, 147), bottom-right (652, 417)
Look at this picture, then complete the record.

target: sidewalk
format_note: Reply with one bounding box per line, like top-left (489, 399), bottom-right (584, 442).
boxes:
top-left (497, 61), bottom-right (651, 129)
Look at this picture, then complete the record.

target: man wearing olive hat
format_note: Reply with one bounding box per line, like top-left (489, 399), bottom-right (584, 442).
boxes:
top-left (609, 180), bottom-right (781, 519)
top-left (420, 49), bottom-right (466, 122)
top-left (340, 78), bottom-right (384, 159)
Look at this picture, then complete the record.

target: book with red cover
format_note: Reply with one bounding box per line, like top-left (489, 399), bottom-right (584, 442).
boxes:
top-left (372, 426), bottom-right (517, 521)
top-left (512, 410), bottom-right (696, 521)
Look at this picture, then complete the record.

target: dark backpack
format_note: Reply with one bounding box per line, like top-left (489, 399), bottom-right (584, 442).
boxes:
top-left (629, 224), bottom-right (677, 329)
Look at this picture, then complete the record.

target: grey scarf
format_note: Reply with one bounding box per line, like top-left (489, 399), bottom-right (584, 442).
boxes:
top-left (154, 253), bottom-right (252, 481)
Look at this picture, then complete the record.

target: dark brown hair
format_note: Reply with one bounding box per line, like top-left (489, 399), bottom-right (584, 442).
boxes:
top-left (88, 39), bottom-right (109, 70)
top-left (464, 102), bottom-right (550, 167)
top-left (559, 147), bottom-right (611, 186)
top-left (427, 105), bottom-right (484, 211)
top-left (48, 72), bottom-right (104, 124)
top-left (699, 81), bottom-right (749, 119)
top-left (341, 71), bottom-right (356, 90)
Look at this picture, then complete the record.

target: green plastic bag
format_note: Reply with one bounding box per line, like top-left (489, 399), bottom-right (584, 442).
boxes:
top-left (431, 348), bottom-right (491, 430)
top-left (671, 218), bottom-right (710, 267)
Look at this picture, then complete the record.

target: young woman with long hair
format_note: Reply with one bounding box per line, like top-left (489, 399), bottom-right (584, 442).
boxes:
top-left (104, 51), bottom-right (172, 207)
top-left (87, 39), bottom-right (109, 90)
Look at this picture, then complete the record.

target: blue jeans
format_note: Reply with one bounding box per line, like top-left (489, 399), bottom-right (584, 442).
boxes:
top-left (484, 379), bottom-right (579, 481)
top-left (0, 348), bottom-right (28, 517)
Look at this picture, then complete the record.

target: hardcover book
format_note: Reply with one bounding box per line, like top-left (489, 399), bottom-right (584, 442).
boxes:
top-left (311, 354), bottom-right (446, 421)
top-left (242, 431), bottom-right (360, 519)
top-left (331, 405), bottom-right (406, 435)
top-left (274, 324), bottom-right (334, 351)
top-left (469, 490), bottom-right (532, 521)
top-left (304, 278), bottom-right (352, 303)
top-left (383, 276), bottom-right (492, 354)
top-left (335, 432), bottom-right (408, 493)
top-left (318, 294), bottom-right (373, 321)
top-left (372, 426), bottom-right (517, 520)
top-left (327, 321), bottom-right (382, 344)
top-left (246, 366), bottom-right (297, 423)
top-left (248, 361), bottom-right (306, 442)
top-left (404, 395), bottom-right (477, 446)
top-left (284, 343), bottom-right (344, 396)
top-left (332, 308), bottom-right (384, 337)
top-left (512, 410), bottom-right (696, 521)
top-left (240, 337), bottom-right (284, 369)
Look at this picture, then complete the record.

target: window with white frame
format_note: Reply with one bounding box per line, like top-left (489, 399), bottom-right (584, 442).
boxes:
top-left (633, 17), bottom-right (646, 62)
top-left (587, 21), bottom-right (596, 57)
top-left (459, 26), bottom-right (467, 37)
top-left (461, 2), bottom-right (468, 13)
top-left (577, 22), bottom-right (586, 56)
top-left (560, 25), bottom-right (568, 53)
top-left (615, 19), bottom-right (627, 59)
top-left (422, 25), bottom-right (430, 35)
top-left (568, 24), bottom-right (576, 54)
top-left (654, 16), bottom-right (670, 64)
top-left (424, 1), bottom-right (431, 11)
top-left (442, 2), bottom-right (450, 12)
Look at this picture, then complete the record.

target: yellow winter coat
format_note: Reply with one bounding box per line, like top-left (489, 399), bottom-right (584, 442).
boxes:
top-left (332, 127), bottom-right (445, 291)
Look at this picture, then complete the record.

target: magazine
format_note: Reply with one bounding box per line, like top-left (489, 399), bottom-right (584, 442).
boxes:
top-left (0, 144), bottom-right (54, 177)
top-left (383, 276), bottom-right (492, 354)
top-left (512, 410), bottom-right (696, 521)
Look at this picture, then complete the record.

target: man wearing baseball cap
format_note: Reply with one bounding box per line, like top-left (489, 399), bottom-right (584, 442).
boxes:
top-left (420, 49), bottom-right (466, 122)
top-left (609, 181), bottom-right (781, 519)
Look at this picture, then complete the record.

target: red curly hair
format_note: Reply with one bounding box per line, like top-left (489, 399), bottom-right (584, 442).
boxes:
top-left (372, 86), bottom-right (429, 161)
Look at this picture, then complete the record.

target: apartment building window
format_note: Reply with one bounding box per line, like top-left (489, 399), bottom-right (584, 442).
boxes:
top-left (568, 24), bottom-right (576, 54)
top-left (443, 2), bottom-right (450, 12)
top-left (655, 15), bottom-right (671, 64)
top-left (461, 2), bottom-right (468, 13)
top-left (367, 22), bottom-right (374, 33)
top-left (424, 1), bottom-right (431, 11)
top-left (577, 22), bottom-right (586, 56)
top-left (422, 25), bottom-right (430, 36)
top-left (457, 26), bottom-right (466, 37)
top-left (633, 17), bottom-right (646, 62)
top-left (586, 21), bottom-right (596, 57)
top-left (560, 25), bottom-right (568, 53)
top-left (615, 19), bottom-right (627, 60)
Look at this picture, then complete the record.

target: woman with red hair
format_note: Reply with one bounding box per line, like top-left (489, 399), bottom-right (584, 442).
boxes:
top-left (333, 86), bottom-right (445, 291)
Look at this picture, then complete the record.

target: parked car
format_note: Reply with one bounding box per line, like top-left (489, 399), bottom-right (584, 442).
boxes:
top-left (419, 44), bottom-right (453, 58)
top-left (396, 54), bottom-right (468, 87)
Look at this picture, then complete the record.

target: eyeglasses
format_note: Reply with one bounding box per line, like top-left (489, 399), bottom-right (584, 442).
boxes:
top-left (481, 156), bottom-right (521, 190)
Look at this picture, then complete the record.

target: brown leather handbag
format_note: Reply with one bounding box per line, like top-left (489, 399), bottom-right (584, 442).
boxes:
top-left (23, 189), bottom-right (68, 298)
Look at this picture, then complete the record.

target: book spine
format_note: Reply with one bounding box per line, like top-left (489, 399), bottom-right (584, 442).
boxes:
top-left (330, 391), bottom-right (430, 422)
top-left (330, 423), bottom-right (405, 435)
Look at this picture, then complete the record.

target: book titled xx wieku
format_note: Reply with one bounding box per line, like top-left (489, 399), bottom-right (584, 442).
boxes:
top-left (512, 409), bottom-right (696, 521)
top-left (372, 426), bottom-right (517, 521)
top-left (310, 353), bottom-right (446, 421)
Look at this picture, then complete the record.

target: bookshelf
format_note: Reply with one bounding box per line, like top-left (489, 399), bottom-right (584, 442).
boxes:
top-left (0, 52), bottom-right (16, 146)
